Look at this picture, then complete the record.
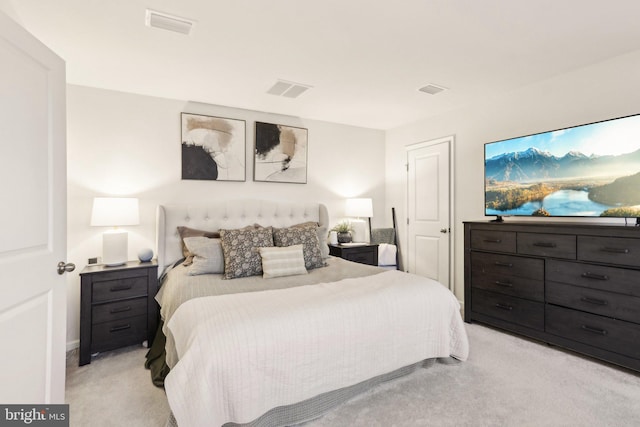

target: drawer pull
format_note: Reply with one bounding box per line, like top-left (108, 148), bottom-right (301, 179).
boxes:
top-left (110, 284), bottom-right (133, 292)
top-left (483, 239), bottom-right (502, 243)
top-left (601, 247), bottom-right (630, 254)
top-left (494, 262), bottom-right (513, 268)
top-left (109, 306), bottom-right (132, 314)
top-left (581, 325), bottom-right (607, 336)
top-left (495, 281), bottom-right (513, 288)
top-left (533, 242), bottom-right (557, 248)
top-left (495, 303), bottom-right (513, 311)
top-left (581, 272), bottom-right (609, 281)
top-left (580, 297), bottom-right (608, 306)
top-left (110, 324), bottom-right (131, 333)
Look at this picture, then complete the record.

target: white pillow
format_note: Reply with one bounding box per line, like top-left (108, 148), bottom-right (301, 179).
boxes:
top-left (258, 244), bottom-right (308, 279)
top-left (183, 236), bottom-right (224, 275)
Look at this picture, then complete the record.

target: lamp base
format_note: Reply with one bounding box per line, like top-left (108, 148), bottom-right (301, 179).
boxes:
top-left (103, 230), bottom-right (128, 266)
top-left (350, 219), bottom-right (367, 243)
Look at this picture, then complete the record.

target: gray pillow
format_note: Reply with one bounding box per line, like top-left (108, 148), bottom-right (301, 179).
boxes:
top-left (177, 226), bottom-right (221, 266)
top-left (220, 226), bottom-right (274, 279)
top-left (183, 236), bottom-right (224, 275)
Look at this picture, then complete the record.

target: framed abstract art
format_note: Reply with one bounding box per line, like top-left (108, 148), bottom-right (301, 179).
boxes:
top-left (181, 113), bottom-right (246, 181)
top-left (254, 121), bottom-right (308, 183)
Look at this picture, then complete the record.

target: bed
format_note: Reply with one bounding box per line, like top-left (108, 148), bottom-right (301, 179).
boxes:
top-left (154, 199), bottom-right (469, 427)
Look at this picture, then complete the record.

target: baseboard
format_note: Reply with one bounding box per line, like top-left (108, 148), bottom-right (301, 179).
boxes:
top-left (66, 339), bottom-right (79, 353)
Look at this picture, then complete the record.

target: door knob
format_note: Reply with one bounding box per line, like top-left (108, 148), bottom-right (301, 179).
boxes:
top-left (57, 261), bottom-right (76, 275)
top-left (440, 228), bottom-right (448, 234)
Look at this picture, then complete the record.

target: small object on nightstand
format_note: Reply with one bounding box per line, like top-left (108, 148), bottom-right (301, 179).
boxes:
top-left (329, 243), bottom-right (378, 266)
top-left (79, 260), bottom-right (158, 366)
top-left (138, 248), bottom-right (154, 262)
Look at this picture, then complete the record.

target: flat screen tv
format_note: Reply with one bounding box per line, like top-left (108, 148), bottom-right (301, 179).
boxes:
top-left (484, 113), bottom-right (640, 219)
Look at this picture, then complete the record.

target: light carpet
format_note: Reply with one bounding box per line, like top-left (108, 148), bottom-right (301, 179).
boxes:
top-left (65, 324), bottom-right (640, 426)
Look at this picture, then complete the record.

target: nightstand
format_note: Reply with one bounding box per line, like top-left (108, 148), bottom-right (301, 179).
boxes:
top-left (79, 260), bottom-right (158, 366)
top-left (329, 243), bottom-right (379, 266)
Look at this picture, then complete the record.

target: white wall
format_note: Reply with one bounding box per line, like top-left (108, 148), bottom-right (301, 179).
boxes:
top-left (65, 84), bottom-right (385, 349)
top-left (386, 49), bottom-right (640, 302)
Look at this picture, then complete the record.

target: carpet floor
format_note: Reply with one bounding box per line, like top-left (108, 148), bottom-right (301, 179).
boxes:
top-left (65, 323), bottom-right (640, 426)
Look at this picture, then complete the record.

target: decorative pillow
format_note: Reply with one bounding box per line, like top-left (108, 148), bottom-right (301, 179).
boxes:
top-left (273, 224), bottom-right (325, 269)
top-left (258, 245), bottom-right (308, 279)
top-left (291, 221), bottom-right (329, 260)
top-left (219, 226), bottom-right (274, 279)
top-left (177, 226), bottom-right (221, 266)
top-left (183, 236), bottom-right (224, 275)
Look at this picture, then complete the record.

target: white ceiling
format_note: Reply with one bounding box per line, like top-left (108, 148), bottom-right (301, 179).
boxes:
top-left (4, 0), bottom-right (640, 130)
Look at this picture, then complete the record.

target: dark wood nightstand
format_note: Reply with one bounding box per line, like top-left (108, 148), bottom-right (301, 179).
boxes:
top-left (79, 260), bottom-right (158, 366)
top-left (329, 243), bottom-right (379, 266)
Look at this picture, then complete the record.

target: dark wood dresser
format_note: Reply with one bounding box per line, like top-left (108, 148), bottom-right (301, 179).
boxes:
top-left (329, 243), bottom-right (378, 266)
top-left (464, 221), bottom-right (640, 372)
top-left (79, 260), bottom-right (158, 366)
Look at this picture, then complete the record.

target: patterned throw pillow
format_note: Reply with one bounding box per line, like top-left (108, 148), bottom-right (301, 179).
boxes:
top-left (219, 226), bottom-right (274, 279)
top-left (290, 221), bottom-right (329, 260)
top-left (258, 245), bottom-right (308, 279)
top-left (177, 226), bottom-right (221, 266)
top-left (273, 224), bottom-right (325, 270)
top-left (183, 236), bottom-right (224, 275)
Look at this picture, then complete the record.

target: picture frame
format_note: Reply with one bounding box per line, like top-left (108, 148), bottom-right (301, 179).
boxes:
top-left (181, 113), bottom-right (246, 181)
top-left (254, 121), bottom-right (308, 183)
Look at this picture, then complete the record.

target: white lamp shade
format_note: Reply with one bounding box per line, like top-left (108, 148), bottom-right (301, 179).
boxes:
top-left (345, 198), bottom-right (373, 218)
top-left (91, 197), bottom-right (140, 226)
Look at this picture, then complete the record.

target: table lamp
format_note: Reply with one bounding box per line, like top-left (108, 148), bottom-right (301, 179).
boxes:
top-left (91, 197), bottom-right (139, 266)
top-left (345, 198), bottom-right (373, 243)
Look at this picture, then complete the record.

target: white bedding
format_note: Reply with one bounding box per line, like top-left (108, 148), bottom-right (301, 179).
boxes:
top-left (165, 269), bottom-right (469, 426)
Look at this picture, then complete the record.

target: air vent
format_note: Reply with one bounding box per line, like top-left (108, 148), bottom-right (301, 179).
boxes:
top-left (419, 84), bottom-right (447, 95)
top-left (267, 80), bottom-right (312, 98)
top-left (145, 9), bottom-right (195, 35)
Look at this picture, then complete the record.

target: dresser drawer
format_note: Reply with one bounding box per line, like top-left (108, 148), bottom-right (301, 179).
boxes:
top-left (472, 272), bottom-right (543, 302)
top-left (578, 236), bottom-right (640, 267)
top-left (91, 314), bottom-right (147, 353)
top-left (471, 252), bottom-right (544, 281)
top-left (546, 305), bottom-right (640, 359)
top-left (92, 297), bottom-right (148, 325)
top-left (92, 276), bottom-right (148, 303)
top-left (547, 282), bottom-right (640, 324)
top-left (546, 259), bottom-right (640, 297)
top-left (471, 289), bottom-right (544, 331)
top-left (517, 232), bottom-right (576, 259)
top-left (470, 230), bottom-right (516, 253)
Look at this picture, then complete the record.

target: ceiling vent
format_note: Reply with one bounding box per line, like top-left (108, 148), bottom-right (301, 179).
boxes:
top-left (145, 9), bottom-right (195, 35)
top-left (267, 80), bottom-right (312, 98)
top-left (419, 84), bottom-right (447, 95)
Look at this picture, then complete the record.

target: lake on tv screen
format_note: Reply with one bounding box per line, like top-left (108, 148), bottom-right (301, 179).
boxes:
top-left (486, 189), bottom-right (613, 217)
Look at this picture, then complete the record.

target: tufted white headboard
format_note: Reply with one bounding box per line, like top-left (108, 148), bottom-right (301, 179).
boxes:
top-left (156, 199), bottom-right (329, 275)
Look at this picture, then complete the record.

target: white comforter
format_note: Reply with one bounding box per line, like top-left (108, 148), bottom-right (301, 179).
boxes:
top-left (165, 270), bottom-right (469, 426)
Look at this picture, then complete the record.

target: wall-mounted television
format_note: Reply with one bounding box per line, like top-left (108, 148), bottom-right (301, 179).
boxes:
top-left (484, 113), bottom-right (640, 219)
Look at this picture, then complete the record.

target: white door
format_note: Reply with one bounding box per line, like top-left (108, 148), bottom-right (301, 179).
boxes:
top-left (0, 12), bottom-right (68, 403)
top-left (406, 137), bottom-right (452, 290)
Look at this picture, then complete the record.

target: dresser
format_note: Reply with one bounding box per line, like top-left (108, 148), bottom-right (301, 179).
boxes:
top-left (464, 221), bottom-right (640, 372)
top-left (329, 243), bottom-right (378, 266)
top-left (79, 261), bottom-right (159, 366)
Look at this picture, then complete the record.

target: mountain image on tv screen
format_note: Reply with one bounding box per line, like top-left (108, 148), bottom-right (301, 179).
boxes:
top-left (484, 114), bottom-right (640, 217)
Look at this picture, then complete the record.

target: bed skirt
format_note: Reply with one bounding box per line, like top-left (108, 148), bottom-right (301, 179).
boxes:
top-left (164, 357), bottom-right (459, 427)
